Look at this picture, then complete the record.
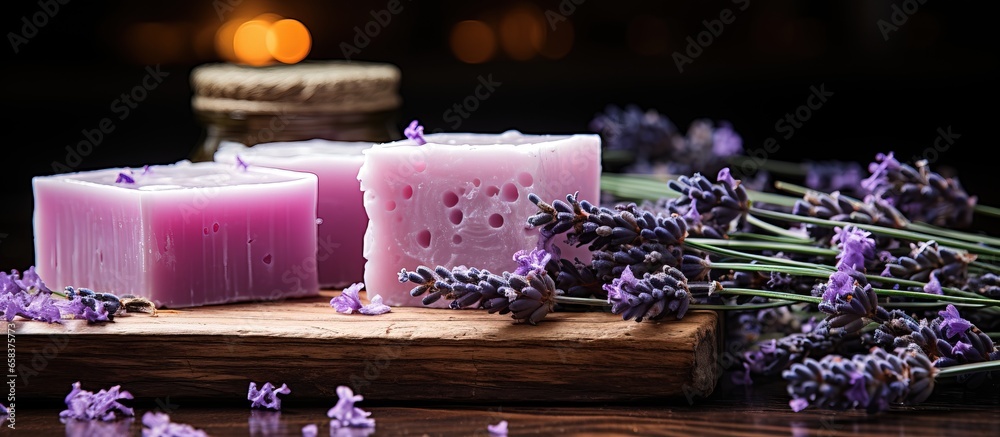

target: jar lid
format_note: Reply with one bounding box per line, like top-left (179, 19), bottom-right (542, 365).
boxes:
top-left (190, 60), bottom-right (402, 115)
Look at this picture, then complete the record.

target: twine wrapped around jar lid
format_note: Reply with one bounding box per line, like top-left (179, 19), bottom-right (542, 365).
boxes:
top-left (190, 60), bottom-right (402, 115)
top-left (187, 60), bottom-right (403, 162)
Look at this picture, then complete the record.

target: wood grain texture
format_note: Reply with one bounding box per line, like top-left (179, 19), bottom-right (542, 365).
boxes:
top-left (14, 291), bottom-right (720, 404)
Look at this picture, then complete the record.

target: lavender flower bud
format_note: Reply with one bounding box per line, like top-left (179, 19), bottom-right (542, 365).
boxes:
top-left (861, 152), bottom-right (976, 229)
top-left (783, 345), bottom-right (936, 414)
top-left (603, 265), bottom-right (691, 322)
top-left (818, 270), bottom-right (888, 335)
top-left (881, 240), bottom-right (975, 287)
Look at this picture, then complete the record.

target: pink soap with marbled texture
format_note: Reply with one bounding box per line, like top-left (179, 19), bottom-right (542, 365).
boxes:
top-left (32, 160), bottom-right (319, 309)
top-left (214, 139), bottom-right (372, 289)
top-left (357, 130), bottom-right (602, 307)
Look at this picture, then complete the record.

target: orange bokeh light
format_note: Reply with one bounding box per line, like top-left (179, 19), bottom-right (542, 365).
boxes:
top-left (499, 4), bottom-right (546, 61)
top-left (233, 20), bottom-right (273, 66)
top-left (215, 19), bottom-right (243, 63)
top-left (267, 19), bottom-right (311, 64)
top-left (216, 14), bottom-right (312, 66)
top-left (450, 20), bottom-right (497, 64)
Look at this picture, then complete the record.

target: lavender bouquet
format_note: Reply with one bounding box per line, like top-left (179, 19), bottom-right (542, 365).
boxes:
top-left (398, 116), bottom-right (1000, 414)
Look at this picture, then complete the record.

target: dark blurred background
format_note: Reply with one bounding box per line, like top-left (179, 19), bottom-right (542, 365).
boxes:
top-left (2, 0), bottom-right (997, 270)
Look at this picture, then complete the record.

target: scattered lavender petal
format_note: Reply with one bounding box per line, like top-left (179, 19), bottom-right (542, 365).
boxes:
top-left (248, 381), bottom-right (292, 410)
top-left (512, 248), bottom-right (551, 276)
top-left (302, 423), bottom-right (318, 437)
top-left (358, 294), bottom-right (391, 315)
top-left (330, 283), bottom-right (365, 314)
top-left (59, 381), bottom-right (135, 422)
top-left (327, 386), bottom-right (375, 429)
top-left (487, 419), bottom-right (509, 435)
top-left (404, 120), bottom-right (427, 145)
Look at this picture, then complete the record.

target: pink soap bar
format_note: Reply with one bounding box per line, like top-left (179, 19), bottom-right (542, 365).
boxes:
top-left (32, 160), bottom-right (319, 309)
top-left (214, 140), bottom-right (372, 289)
top-left (357, 130), bottom-right (602, 307)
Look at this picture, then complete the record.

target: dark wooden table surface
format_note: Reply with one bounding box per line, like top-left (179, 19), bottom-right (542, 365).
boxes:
top-left (9, 373), bottom-right (999, 436)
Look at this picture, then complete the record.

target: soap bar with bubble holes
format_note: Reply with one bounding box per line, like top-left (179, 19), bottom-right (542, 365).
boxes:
top-left (357, 130), bottom-right (602, 307)
top-left (31, 160), bottom-right (319, 309)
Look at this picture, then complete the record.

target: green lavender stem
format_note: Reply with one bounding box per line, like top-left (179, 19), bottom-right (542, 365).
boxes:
top-left (729, 232), bottom-right (818, 245)
top-left (746, 214), bottom-right (814, 242)
top-left (935, 360), bottom-right (1000, 378)
top-left (687, 237), bottom-right (838, 257)
top-left (554, 296), bottom-right (802, 311)
top-left (772, 180), bottom-right (1000, 246)
top-left (715, 287), bottom-right (822, 305)
top-left (973, 203), bottom-right (1000, 219)
top-left (707, 262), bottom-right (1000, 307)
top-left (686, 239), bottom-right (836, 271)
top-left (748, 206), bottom-right (1000, 258)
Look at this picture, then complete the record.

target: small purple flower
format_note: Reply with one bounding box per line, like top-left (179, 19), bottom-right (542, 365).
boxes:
top-left (327, 386), bottom-right (375, 429)
top-left (248, 381), bottom-right (291, 410)
top-left (14, 266), bottom-right (50, 292)
top-left (604, 265), bottom-right (640, 314)
top-left (711, 122), bottom-right (743, 157)
top-left (512, 248), bottom-right (551, 276)
top-left (923, 273), bottom-right (943, 295)
top-left (861, 151), bottom-right (901, 193)
top-left (0, 402), bottom-right (8, 415)
top-left (141, 411), bottom-right (208, 437)
top-left (331, 283), bottom-right (391, 315)
top-left (832, 226), bottom-right (875, 272)
top-left (789, 398), bottom-right (809, 413)
top-left (820, 270), bottom-right (854, 305)
top-left (716, 167), bottom-right (738, 190)
top-left (487, 419), bottom-right (509, 436)
top-left (115, 170), bottom-right (136, 184)
top-left (21, 291), bottom-right (63, 323)
top-left (404, 120), bottom-right (427, 145)
top-left (937, 304), bottom-right (972, 339)
top-left (358, 294), bottom-right (391, 315)
top-left (236, 155), bottom-right (249, 171)
top-left (819, 269), bottom-right (886, 334)
top-left (302, 423), bottom-right (318, 437)
top-left (59, 381), bottom-right (134, 422)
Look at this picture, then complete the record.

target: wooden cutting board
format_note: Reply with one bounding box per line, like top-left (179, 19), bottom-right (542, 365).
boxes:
top-left (15, 290), bottom-right (721, 404)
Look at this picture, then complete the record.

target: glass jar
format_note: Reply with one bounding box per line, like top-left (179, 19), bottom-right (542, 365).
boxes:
top-left (188, 60), bottom-right (403, 162)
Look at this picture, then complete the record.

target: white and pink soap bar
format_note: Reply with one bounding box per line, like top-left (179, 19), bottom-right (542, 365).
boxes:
top-left (214, 139), bottom-right (372, 288)
top-left (32, 160), bottom-right (319, 309)
top-left (358, 130), bottom-right (602, 307)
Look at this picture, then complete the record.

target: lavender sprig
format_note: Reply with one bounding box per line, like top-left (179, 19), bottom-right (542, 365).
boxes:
top-left (861, 152), bottom-right (977, 229)
top-left (660, 168), bottom-right (750, 239)
top-left (783, 344), bottom-right (935, 414)
top-left (603, 265), bottom-right (691, 322)
top-left (399, 264), bottom-right (558, 325)
top-left (873, 304), bottom-right (999, 387)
